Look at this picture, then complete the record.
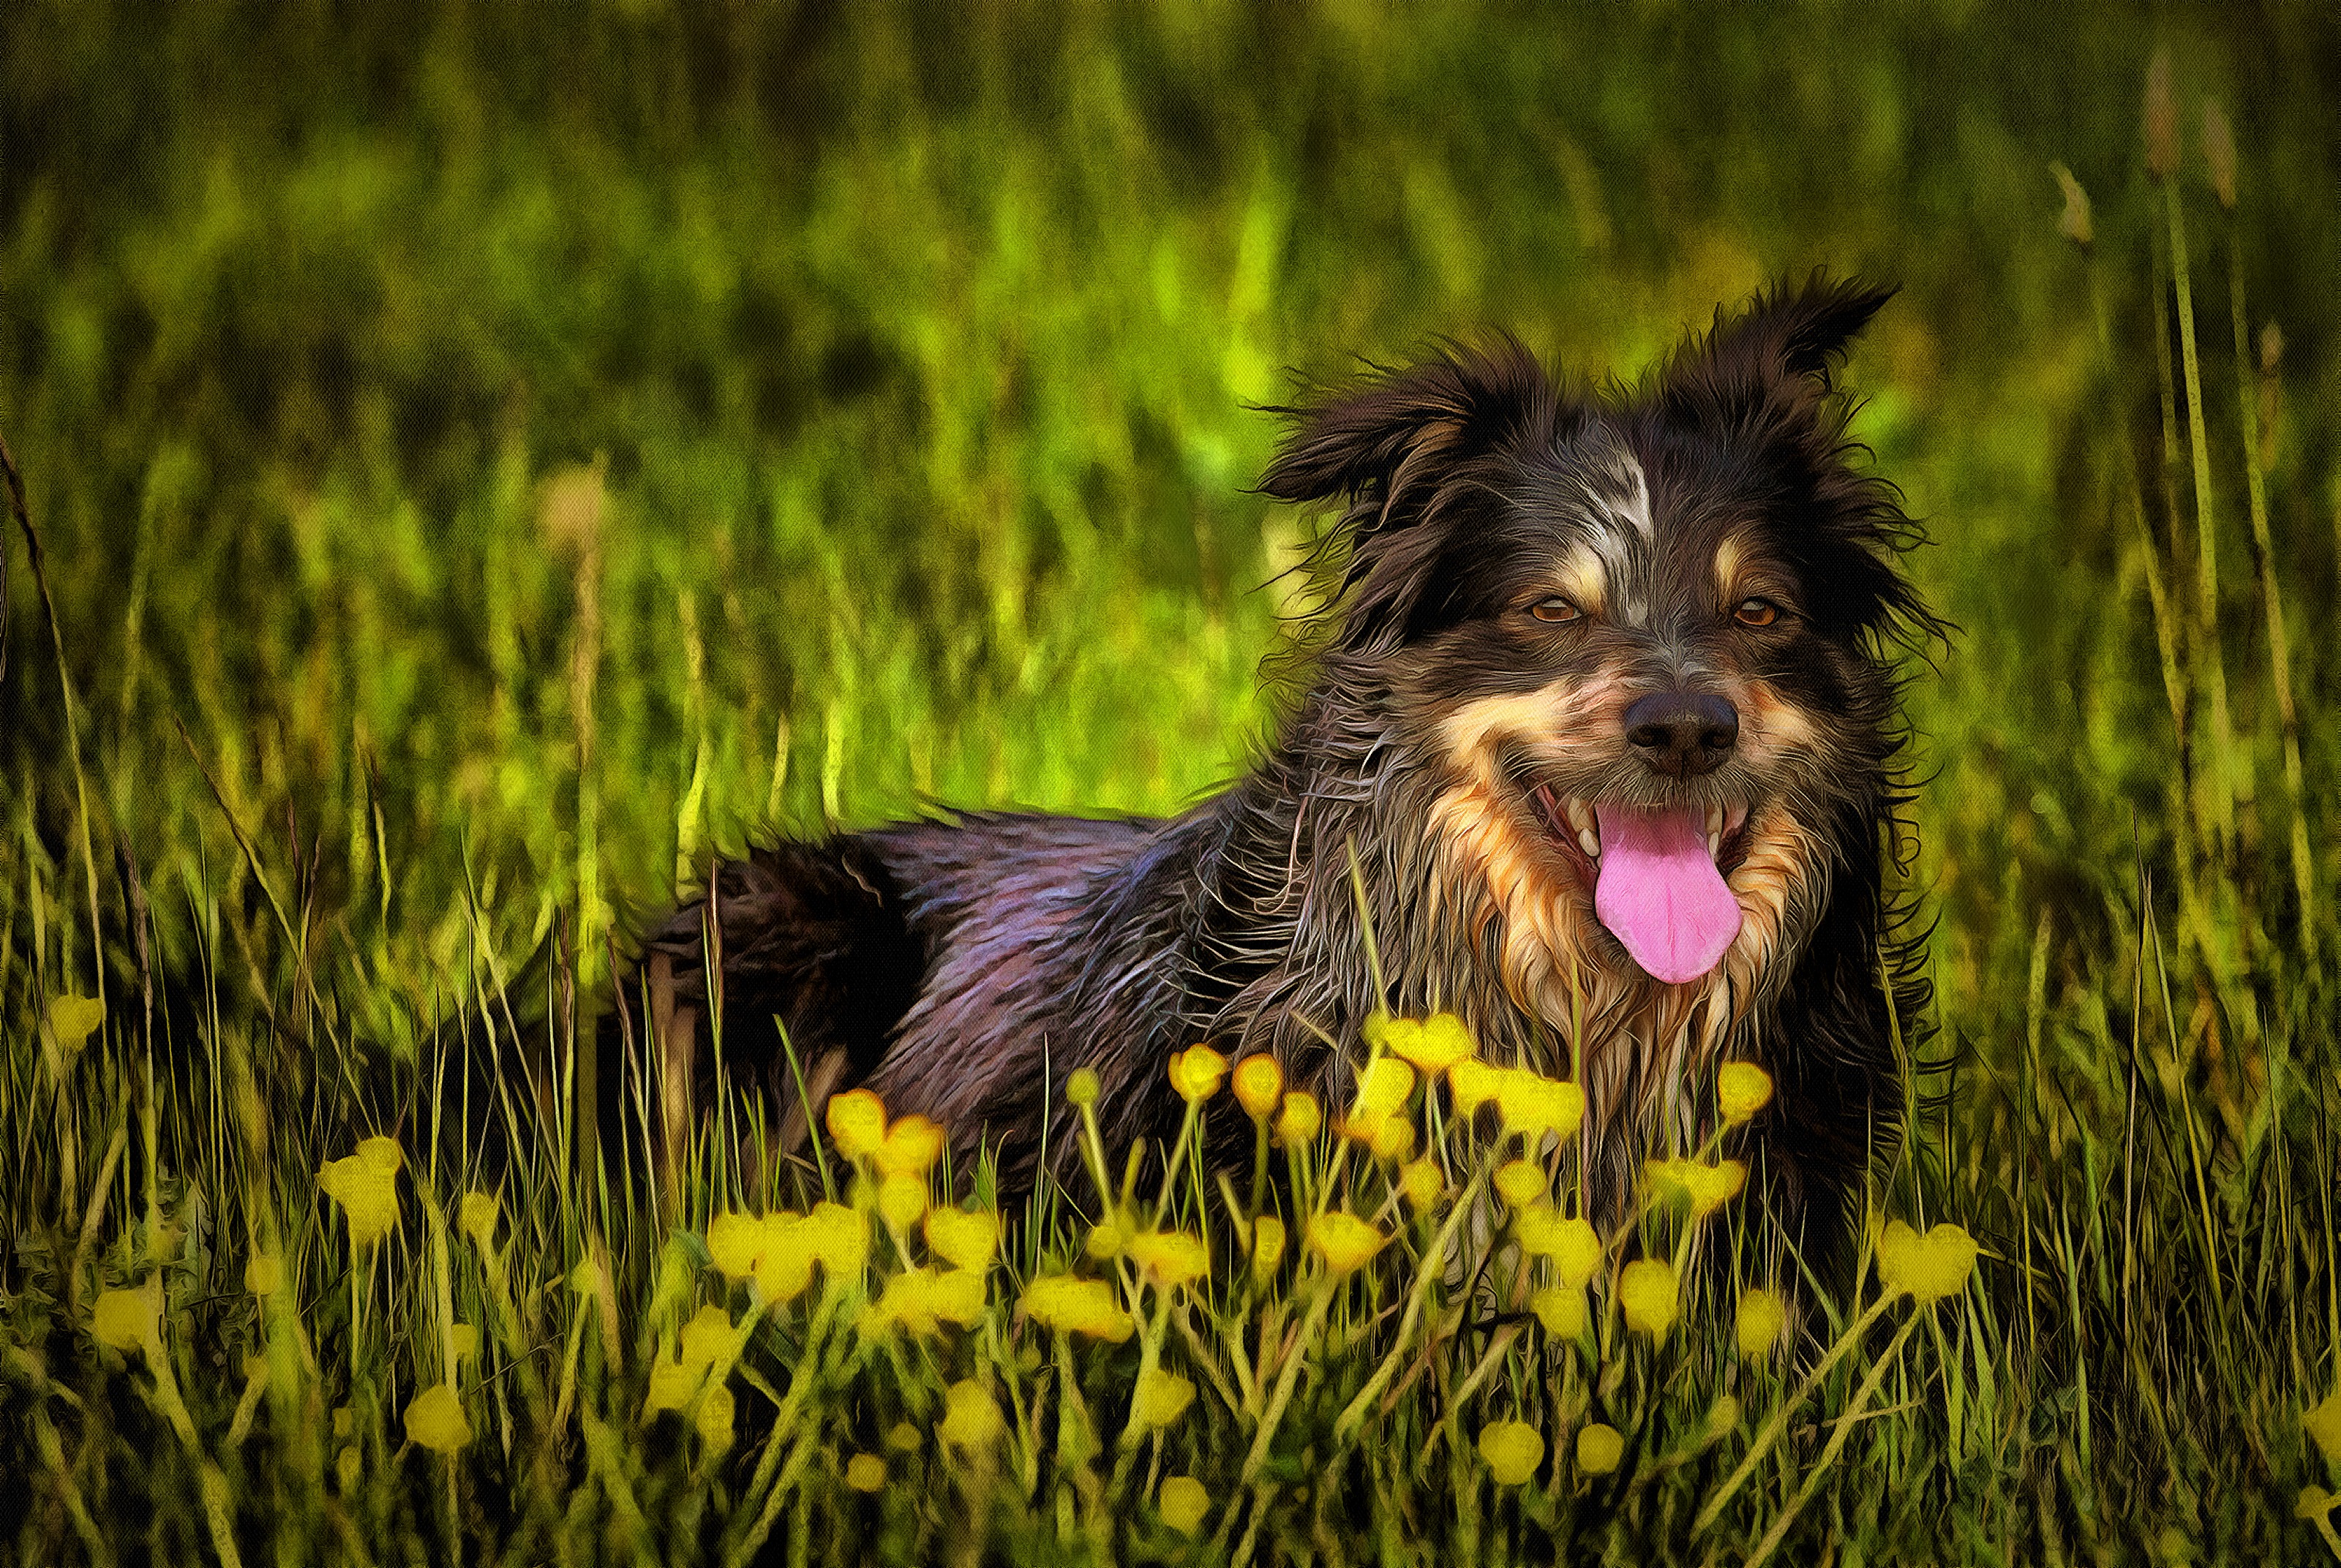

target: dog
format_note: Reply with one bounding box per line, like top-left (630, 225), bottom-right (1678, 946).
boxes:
top-left (612, 274), bottom-right (1933, 1270)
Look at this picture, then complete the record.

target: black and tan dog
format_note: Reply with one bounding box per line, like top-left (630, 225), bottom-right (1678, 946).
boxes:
top-left (617, 274), bottom-right (1934, 1268)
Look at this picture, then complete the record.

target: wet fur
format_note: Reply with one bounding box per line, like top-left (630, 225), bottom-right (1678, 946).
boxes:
top-left (620, 275), bottom-right (1936, 1276)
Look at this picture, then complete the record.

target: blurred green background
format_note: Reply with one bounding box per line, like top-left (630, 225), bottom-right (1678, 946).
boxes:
top-left (1, 0), bottom-right (2334, 1035)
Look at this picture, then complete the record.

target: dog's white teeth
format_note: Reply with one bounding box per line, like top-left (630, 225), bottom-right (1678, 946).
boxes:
top-left (1577, 827), bottom-right (1601, 861)
top-left (1705, 804), bottom-right (1724, 838)
top-left (1707, 829), bottom-right (1721, 859)
top-left (1561, 797), bottom-right (1599, 859)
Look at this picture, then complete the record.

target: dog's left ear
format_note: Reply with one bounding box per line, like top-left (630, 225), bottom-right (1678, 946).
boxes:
top-left (1664, 272), bottom-right (1895, 421)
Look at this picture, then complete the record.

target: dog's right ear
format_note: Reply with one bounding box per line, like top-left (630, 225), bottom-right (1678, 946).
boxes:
top-left (1258, 337), bottom-right (1554, 529)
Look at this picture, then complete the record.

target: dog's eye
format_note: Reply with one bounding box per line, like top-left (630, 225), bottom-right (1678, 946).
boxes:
top-left (1529, 598), bottom-right (1582, 624)
top-left (1734, 598), bottom-right (1782, 627)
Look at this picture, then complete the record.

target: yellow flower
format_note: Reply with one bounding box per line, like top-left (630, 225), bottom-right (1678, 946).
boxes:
top-left (801, 1201), bottom-right (871, 1281)
top-left (644, 1354), bottom-right (707, 1414)
top-left (2304, 1392), bottom-right (2341, 1465)
top-left (1086, 1211), bottom-right (1130, 1261)
top-left (1065, 1067), bottom-right (1101, 1107)
top-left (870, 1267), bottom-right (988, 1336)
top-left (1717, 1060), bottom-right (1774, 1126)
top-left (1645, 1156), bottom-right (1748, 1218)
top-left (91, 1279), bottom-right (158, 1353)
top-left (1275, 1090), bottom-right (1322, 1147)
top-left (318, 1137), bottom-right (403, 1249)
top-left (1514, 1206), bottom-right (1604, 1288)
top-left (825, 1088), bottom-right (888, 1160)
top-left (1619, 1258), bottom-right (1679, 1339)
top-left (939, 1379), bottom-right (1004, 1449)
top-left (1130, 1367), bottom-right (1196, 1431)
top-left (1735, 1287), bottom-right (1787, 1360)
top-left (1233, 1055), bottom-right (1284, 1120)
top-left (679, 1303), bottom-right (742, 1374)
top-left (336, 1444), bottom-right (362, 1491)
top-left (1252, 1215), bottom-right (1286, 1285)
top-left (448, 1322), bottom-right (480, 1362)
top-left (1307, 1211), bottom-right (1387, 1278)
top-left (1352, 1056), bottom-right (1416, 1119)
top-left (1398, 1158), bottom-right (1444, 1213)
top-left (878, 1171), bottom-right (929, 1229)
top-left (1875, 1221), bottom-right (1979, 1303)
top-left (695, 1382), bottom-right (735, 1451)
top-left (1447, 1058), bottom-right (1502, 1115)
top-left (404, 1384), bottom-right (473, 1454)
top-left (924, 1205), bottom-right (1003, 1273)
top-left (1492, 1158), bottom-right (1548, 1210)
top-left (244, 1254), bottom-right (284, 1297)
top-left (1126, 1230), bottom-right (1211, 1291)
top-left (886, 1421), bottom-right (923, 1452)
top-left (845, 1453), bottom-right (888, 1492)
top-left (1022, 1275), bottom-right (1135, 1342)
top-left (873, 1115), bottom-right (945, 1178)
top-left (1367, 1111), bottom-right (1416, 1164)
top-left (752, 1216), bottom-right (819, 1304)
top-left (1576, 1422), bottom-right (1625, 1475)
top-left (707, 1210), bottom-right (770, 1281)
top-left (1157, 1475), bottom-right (1211, 1537)
top-left (1478, 1420), bottom-right (1544, 1485)
top-left (1494, 1070), bottom-right (1584, 1142)
top-left (48, 993), bottom-right (105, 1052)
top-left (1392, 1011), bottom-right (1476, 1073)
top-left (1168, 1044), bottom-right (1229, 1104)
top-left (458, 1190), bottom-right (500, 1251)
top-left (1706, 1394), bottom-right (1743, 1438)
top-left (1530, 1284), bottom-right (1588, 1339)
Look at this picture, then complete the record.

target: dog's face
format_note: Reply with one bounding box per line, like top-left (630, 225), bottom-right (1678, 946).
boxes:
top-left (1263, 277), bottom-right (1926, 1025)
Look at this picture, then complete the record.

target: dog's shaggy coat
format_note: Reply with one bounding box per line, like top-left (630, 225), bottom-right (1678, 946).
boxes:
top-left (618, 275), bottom-right (1934, 1269)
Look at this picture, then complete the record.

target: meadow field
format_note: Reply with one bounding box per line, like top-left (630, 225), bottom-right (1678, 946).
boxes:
top-left (3, 4), bottom-right (2339, 1562)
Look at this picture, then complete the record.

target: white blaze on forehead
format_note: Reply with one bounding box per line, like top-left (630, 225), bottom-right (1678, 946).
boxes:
top-left (1579, 447), bottom-right (1652, 622)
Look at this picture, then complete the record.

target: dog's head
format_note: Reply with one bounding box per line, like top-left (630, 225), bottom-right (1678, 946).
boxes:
top-left (1262, 275), bottom-right (1932, 1027)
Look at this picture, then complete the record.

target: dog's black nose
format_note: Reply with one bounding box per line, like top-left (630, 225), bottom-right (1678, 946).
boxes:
top-left (1623, 692), bottom-right (1739, 777)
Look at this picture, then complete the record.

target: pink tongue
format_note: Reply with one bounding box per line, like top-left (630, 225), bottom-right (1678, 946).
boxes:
top-left (1592, 805), bottom-right (1742, 984)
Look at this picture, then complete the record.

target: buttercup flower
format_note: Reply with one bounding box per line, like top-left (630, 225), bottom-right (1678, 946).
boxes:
top-left (1367, 1112), bottom-right (1416, 1164)
top-left (1157, 1476), bottom-right (1211, 1537)
top-left (336, 1445), bottom-right (361, 1491)
top-left (1619, 1258), bottom-right (1680, 1338)
top-left (1126, 1229), bottom-right (1210, 1291)
top-left (244, 1254), bottom-right (284, 1297)
top-left (800, 1201), bottom-right (871, 1281)
top-left (825, 1089), bottom-right (888, 1160)
top-left (458, 1190), bottom-right (500, 1251)
top-left (1398, 1158), bottom-right (1444, 1213)
top-left (448, 1322), bottom-right (480, 1362)
top-left (645, 1354), bottom-right (707, 1414)
top-left (878, 1171), bottom-right (929, 1229)
top-left (1022, 1275), bottom-right (1135, 1341)
top-left (1065, 1067), bottom-right (1101, 1107)
top-left (1717, 1060), bottom-right (1774, 1126)
top-left (1086, 1210), bottom-right (1131, 1261)
top-left (846, 1453), bottom-right (887, 1492)
top-left (707, 1211), bottom-right (770, 1281)
top-left (1494, 1070), bottom-right (1584, 1142)
top-left (1577, 1422), bottom-right (1625, 1475)
top-left (1735, 1287), bottom-right (1787, 1360)
top-left (863, 1267), bottom-right (985, 1337)
top-left (91, 1278), bottom-right (158, 1353)
top-left (1514, 1206), bottom-right (1604, 1288)
top-left (1307, 1211), bottom-right (1388, 1277)
top-left (1169, 1044), bottom-right (1229, 1104)
top-left (679, 1304), bottom-right (743, 1374)
top-left (924, 1205), bottom-right (1003, 1273)
top-left (1252, 1215), bottom-right (1287, 1285)
top-left (1131, 1367), bottom-right (1196, 1431)
top-left (1233, 1055), bottom-right (1284, 1119)
top-left (1352, 1057), bottom-right (1416, 1119)
top-left (939, 1379), bottom-right (1004, 1449)
top-left (1645, 1156), bottom-right (1748, 1218)
top-left (2303, 1392), bottom-right (2341, 1465)
top-left (1275, 1091), bottom-right (1322, 1147)
top-left (317, 1136), bottom-right (403, 1249)
top-left (1493, 1158), bottom-right (1548, 1210)
top-left (1875, 1221), bottom-right (1979, 1303)
top-left (1389, 1011), bottom-right (1476, 1073)
top-left (1478, 1420), bottom-right (1544, 1485)
top-left (405, 1384), bottom-right (473, 1453)
top-left (1530, 1284), bottom-right (1588, 1339)
top-left (872, 1115), bottom-right (944, 1178)
top-left (1447, 1058), bottom-right (1502, 1115)
top-left (49, 993), bottom-right (106, 1052)
top-left (887, 1421), bottom-right (923, 1452)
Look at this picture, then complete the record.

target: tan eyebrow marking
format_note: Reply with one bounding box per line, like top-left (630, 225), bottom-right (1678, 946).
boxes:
top-left (1554, 542), bottom-right (1607, 613)
top-left (1714, 535), bottom-right (1747, 600)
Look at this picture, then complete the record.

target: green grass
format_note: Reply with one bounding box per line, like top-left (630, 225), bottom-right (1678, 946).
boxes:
top-left (4, 3), bottom-right (2340, 1561)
